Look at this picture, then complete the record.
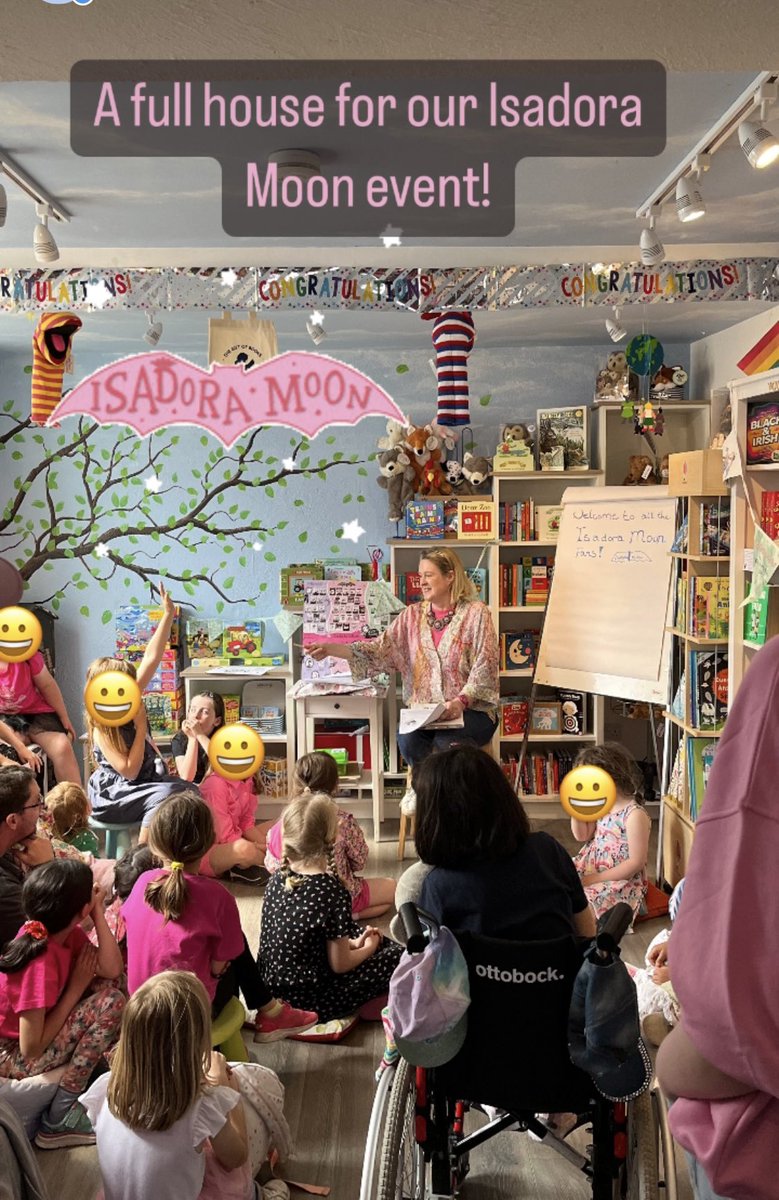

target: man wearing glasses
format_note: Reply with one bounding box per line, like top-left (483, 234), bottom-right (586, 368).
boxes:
top-left (0, 766), bottom-right (53, 952)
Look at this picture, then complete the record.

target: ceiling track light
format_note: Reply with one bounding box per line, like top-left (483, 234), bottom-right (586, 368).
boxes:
top-left (33, 203), bottom-right (59, 265)
top-left (306, 316), bottom-right (326, 345)
top-left (606, 306), bottom-right (627, 343)
top-left (637, 70), bottom-right (779, 222)
top-left (0, 150), bottom-right (71, 223)
top-left (639, 209), bottom-right (665, 266)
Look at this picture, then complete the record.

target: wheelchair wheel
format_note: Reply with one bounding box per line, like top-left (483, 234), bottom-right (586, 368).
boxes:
top-left (613, 1092), bottom-right (659, 1200)
top-left (360, 1066), bottom-right (398, 1200)
top-left (377, 1058), bottom-right (426, 1200)
top-left (650, 1082), bottom-right (679, 1200)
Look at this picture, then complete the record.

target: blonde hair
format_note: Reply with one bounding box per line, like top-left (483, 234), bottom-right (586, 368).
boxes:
top-left (45, 781), bottom-right (90, 839)
top-left (85, 656), bottom-right (139, 756)
top-left (281, 792), bottom-right (339, 890)
top-left (145, 792), bottom-right (215, 922)
top-left (418, 547), bottom-right (477, 605)
top-left (107, 971), bottom-right (211, 1131)
top-left (291, 751), bottom-right (339, 799)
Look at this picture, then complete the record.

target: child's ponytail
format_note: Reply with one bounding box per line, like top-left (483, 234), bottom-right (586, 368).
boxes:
top-left (145, 791), bottom-right (215, 924)
top-left (0, 859), bottom-right (93, 975)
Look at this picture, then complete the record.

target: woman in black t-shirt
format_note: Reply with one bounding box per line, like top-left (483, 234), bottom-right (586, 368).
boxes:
top-left (172, 692), bottom-right (225, 784)
top-left (415, 746), bottom-right (596, 943)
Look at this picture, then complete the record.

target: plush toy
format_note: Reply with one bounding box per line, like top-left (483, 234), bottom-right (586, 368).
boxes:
top-left (659, 454), bottom-right (669, 484)
top-left (462, 451), bottom-right (493, 493)
top-left (422, 310), bottom-right (476, 427)
top-left (501, 422), bottom-right (533, 448)
top-left (31, 311), bottom-right (82, 425)
top-left (429, 421), bottom-right (457, 455)
top-left (403, 423), bottom-right (442, 492)
top-left (419, 460), bottom-right (451, 496)
top-left (377, 447), bottom-right (415, 521)
top-left (377, 418), bottom-right (407, 452)
top-left (654, 406), bottom-right (665, 437)
top-left (622, 455), bottom-right (657, 486)
top-left (443, 459), bottom-right (472, 495)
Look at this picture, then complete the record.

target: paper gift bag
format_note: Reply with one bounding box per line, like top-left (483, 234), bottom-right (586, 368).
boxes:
top-left (207, 311), bottom-right (278, 369)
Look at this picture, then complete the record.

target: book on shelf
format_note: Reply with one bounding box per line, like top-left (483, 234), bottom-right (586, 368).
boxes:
top-left (558, 689), bottom-right (586, 734)
top-left (670, 673), bottom-right (685, 720)
top-left (688, 577), bottom-right (729, 640)
top-left (500, 631), bottom-right (536, 671)
top-left (689, 648), bottom-right (728, 731)
top-left (501, 749), bottom-right (577, 798)
top-left (671, 517), bottom-right (688, 555)
top-left (667, 742), bottom-right (686, 807)
top-left (686, 738), bottom-right (717, 823)
top-left (536, 505), bottom-right (562, 543)
top-left (674, 573), bottom-right (688, 633)
top-left (405, 499), bottom-right (445, 539)
top-left (743, 589), bottom-right (771, 646)
top-left (761, 490), bottom-right (779, 540)
top-left (500, 697), bottom-right (529, 737)
top-left (699, 499), bottom-right (730, 556)
top-left (497, 501), bottom-right (562, 544)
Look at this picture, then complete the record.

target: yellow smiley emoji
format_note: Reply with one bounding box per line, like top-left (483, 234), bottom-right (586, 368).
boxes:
top-left (559, 765), bottom-right (617, 822)
top-left (208, 724), bottom-right (265, 781)
top-left (0, 607), bottom-right (43, 663)
top-left (84, 671), bottom-right (142, 727)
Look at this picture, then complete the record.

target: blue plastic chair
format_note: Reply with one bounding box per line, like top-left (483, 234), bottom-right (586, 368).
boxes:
top-left (88, 817), bottom-right (139, 859)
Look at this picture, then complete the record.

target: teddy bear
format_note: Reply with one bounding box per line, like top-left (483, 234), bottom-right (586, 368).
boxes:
top-left (377, 418), bottom-right (407, 452)
top-left (443, 458), bottom-right (472, 495)
top-left (622, 454), bottom-right (657, 486)
top-left (501, 422), bottom-right (533, 449)
top-left (377, 446), bottom-right (415, 521)
top-left (462, 451), bottom-right (493, 493)
top-left (659, 453), bottom-right (669, 484)
top-left (403, 423), bottom-right (444, 492)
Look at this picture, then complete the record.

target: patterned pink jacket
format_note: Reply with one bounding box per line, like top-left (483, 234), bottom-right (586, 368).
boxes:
top-left (351, 600), bottom-right (499, 715)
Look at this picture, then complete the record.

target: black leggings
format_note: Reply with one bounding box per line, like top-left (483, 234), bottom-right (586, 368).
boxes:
top-left (212, 934), bottom-right (272, 1016)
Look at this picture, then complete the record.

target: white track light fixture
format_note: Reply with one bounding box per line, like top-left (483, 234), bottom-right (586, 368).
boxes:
top-left (606, 307), bottom-right (627, 343)
top-left (675, 171), bottom-right (706, 223)
top-left (144, 312), bottom-right (163, 346)
top-left (306, 312), bottom-right (326, 345)
top-left (739, 118), bottom-right (779, 168)
top-left (33, 203), bottom-right (59, 264)
top-left (639, 212), bottom-right (665, 266)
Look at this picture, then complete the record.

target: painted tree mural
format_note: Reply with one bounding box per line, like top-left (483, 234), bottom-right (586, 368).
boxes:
top-left (0, 398), bottom-right (371, 620)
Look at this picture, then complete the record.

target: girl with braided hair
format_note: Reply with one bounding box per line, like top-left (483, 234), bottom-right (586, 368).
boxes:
top-left (258, 793), bottom-right (402, 1023)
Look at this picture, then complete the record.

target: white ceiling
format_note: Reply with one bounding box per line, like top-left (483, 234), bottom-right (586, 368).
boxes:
top-left (1, 3), bottom-right (778, 344)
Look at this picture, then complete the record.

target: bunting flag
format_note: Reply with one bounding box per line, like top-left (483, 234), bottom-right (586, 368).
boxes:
top-left (737, 320), bottom-right (779, 376)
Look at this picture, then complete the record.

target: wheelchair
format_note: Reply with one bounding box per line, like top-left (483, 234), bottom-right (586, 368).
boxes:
top-left (361, 903), bottom-right (672, 1200)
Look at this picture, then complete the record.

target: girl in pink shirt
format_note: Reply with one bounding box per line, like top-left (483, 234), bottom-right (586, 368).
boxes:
top-left (199, 769), bottom-right (268, 885)
top-left (123, 791), bottom-right (316, 1042)
top-left (0, 858), bottom-right (125, 1148)
top-left (0, 650), bottom-right (81, 784)
top-left (265, 752), bottom-right (396, 919)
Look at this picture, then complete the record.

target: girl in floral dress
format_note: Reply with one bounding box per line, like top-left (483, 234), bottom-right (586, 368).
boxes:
top-left (570, 743), bottom-right (651, 920)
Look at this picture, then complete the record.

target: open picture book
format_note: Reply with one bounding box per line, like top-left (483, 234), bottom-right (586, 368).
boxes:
top-left (398, 703), bottom-right (465, 734)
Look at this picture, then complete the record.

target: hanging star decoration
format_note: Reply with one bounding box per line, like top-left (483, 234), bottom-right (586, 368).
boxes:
top-left (95, 543), bottom-right (110, 559)
top-left (341, 519), bottom-right (366, 543)
top-left (144, 474), bottom-right (162, 493)
top-left (282, 457), bottom-right (296, 471)
top-left (85, 280), bottom-right (113, 309)
top-left (220, 268), bottom-right (238, 288)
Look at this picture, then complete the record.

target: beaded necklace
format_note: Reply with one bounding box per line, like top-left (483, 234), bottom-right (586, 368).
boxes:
top-left (427, 604), bottom-right (456, 632)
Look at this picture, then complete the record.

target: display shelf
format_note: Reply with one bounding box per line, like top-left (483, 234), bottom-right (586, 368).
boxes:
top-left (500, 733), bottom-right (597, 743)
top-left (664, 711), bottom-right (724, 739)
top-left (745, 463), bottom-right (779, 473)
top-left (388, 538), bottom-right (493, 548)
top-left (665, 627), bottom-right (728, 646)
top-left (670, 553), bottom-right (729, 563)
top-left (499, 668), bottom-right (533, 677)
top-left (498, 605), bottom-right (546, 613)
top-left (498, 540), bottom-right (556, 547)
top-left (491, 469), bottom-right (604, 479)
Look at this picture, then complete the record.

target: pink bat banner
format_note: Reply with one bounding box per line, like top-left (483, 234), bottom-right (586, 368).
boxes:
top-left (48, 350), bottom-right (406, 446)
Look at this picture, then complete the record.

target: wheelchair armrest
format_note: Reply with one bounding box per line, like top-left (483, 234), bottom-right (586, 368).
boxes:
top-left (594, 902), bottom-right (633, 957)
top-left (399, 902), bottom-right (428, 953)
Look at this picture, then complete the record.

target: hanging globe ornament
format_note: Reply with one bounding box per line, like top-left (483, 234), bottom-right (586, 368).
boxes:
top-left (626, 334), bottom-right (664, 377)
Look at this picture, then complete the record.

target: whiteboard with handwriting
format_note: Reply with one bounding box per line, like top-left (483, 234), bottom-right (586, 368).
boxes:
top-left (536, 485), bottom-right (675, 703)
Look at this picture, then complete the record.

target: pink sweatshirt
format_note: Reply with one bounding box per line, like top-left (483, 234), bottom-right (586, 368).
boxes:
top-left (199, 774), bottom-right (257, 877)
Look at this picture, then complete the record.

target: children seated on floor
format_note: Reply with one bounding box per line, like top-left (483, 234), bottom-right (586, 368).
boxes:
top-left (122, 791), bottom-right (317, 1041)
top-left (569, 742), bottom-right (651, 919)
top-left (199, 757), bottom-right (269, 887)
top-left (259, 791), bottom-right (402, 1024)
top-left (0, 858), bottom-right (125, 1148)
top-left (81, 970), bottom-right (291, 1200)
top-left (0, 719), bottom-right (44, 774)
top-left (265, 752), bottom-right (396, 919)
top-left (628, 877), bottom-right (686, 1047)
top-left (173, 693), bottom-right (225, 786)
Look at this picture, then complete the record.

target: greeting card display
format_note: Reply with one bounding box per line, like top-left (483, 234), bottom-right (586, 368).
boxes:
top-left (301, 580), bottom-right (375, 681)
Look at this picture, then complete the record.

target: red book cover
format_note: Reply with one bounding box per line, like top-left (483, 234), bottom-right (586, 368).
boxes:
top-left (501, 700), bottom-right (528, 736)
top-left (761, 490), bottom-right (779, 539)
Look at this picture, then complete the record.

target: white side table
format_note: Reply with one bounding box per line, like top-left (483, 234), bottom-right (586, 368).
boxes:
top-left (295, 690), bottom-right (386, 840)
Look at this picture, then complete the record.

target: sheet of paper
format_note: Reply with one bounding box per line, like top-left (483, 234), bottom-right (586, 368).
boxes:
top-left (398, 703), bottom-right (447, 734)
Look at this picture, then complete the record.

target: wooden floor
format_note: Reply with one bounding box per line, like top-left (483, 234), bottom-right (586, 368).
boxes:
top-left (34, 818), bottom-right (692, 1200)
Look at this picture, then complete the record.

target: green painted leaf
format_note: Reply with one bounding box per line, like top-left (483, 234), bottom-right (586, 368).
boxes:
top-left (224, 576), bottom-right (235, 590)
top-left (298, 531), bottom-right (308, 543)
top-left (101, 610), bottom-right (112, 625)
top-left (479, 394), bottom-right (492, 407)
top-left (216, 601), bottom-right (224, 614)
top-left (80, 606), bottom-right (90, 618)
top-left (396, 364), bottom-right (409, 374)
top-left (264, 552), bottom-right (276, 563)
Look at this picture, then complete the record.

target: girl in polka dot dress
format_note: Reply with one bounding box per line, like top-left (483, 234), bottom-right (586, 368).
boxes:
top-left (258, 793), bottom-right (402, 1023)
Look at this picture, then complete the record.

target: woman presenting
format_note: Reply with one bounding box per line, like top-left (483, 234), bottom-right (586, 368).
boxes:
top-left (307, 548), bottom-right (499, 772)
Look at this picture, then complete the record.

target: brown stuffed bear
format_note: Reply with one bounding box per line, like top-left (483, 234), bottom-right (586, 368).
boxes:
top-left (377, 447), bottom-right (415, 520)
top-left (622, 454), bottom-right (657, 486)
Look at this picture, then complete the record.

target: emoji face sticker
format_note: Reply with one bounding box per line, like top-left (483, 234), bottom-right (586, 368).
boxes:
top-left (0, 607), bottom-right (43, 663)
top-left (559, 765), bottom-right (617, 822)
top-left (208, 724), bottom-right (265, 781)
top-left (84, 672), bottom-right (142, 727)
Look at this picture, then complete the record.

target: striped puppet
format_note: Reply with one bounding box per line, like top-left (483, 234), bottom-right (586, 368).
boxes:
top-left (423, 310), bottom-right (476, 427)
top-left (31, 311), bottom-right (82, 426)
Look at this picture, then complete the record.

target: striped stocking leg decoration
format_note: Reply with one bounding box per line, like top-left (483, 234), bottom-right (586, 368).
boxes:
top-left (31, 312), bottom-right (82, 426)
top-left (426, 310), bottom-right (475, 427)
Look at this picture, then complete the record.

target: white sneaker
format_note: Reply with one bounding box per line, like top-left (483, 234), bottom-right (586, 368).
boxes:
top-left (261, 1182), bottom-right (290, 1200)
top-left (400, 787), bottom-right (417, 816)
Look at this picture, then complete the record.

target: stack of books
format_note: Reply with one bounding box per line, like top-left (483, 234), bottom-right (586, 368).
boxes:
top-left (688, 577), bottom-right (729, 640)
top-left (501, 749), bottom-right (577, 797)
top-left (498, 555), bottom-right (554, 607)
top-left (498, 501), bottom-right (562, 542)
